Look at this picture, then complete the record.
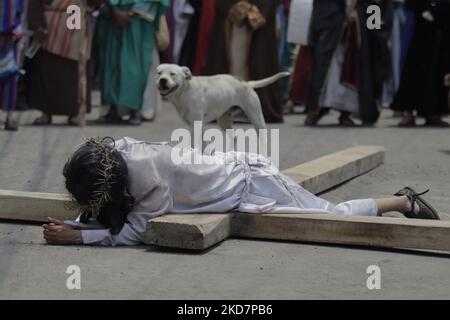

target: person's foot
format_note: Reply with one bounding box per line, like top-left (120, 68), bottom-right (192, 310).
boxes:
top-left (338, 114), bottom-right (355, 127)
top-left (141, 116), bottom-right (154, 122)
top-left (32, 113), bottom-right (52, 125)
top-left (304, 109), bottom-right (328, 126)
top-left (96, 112), bottom-right (123, 124)
top-left (424, 116), bottom-right (449, 127)
top-left (394, 187), bottom-right (440, 220)
top-left (398, 113), bottom-right (415, 127)
top-left (68, 115), bottom-right (85, 127)
top-left (4, 118), bottom-right (18, 131)
top-left (129, 110), bottom-right (141, 126)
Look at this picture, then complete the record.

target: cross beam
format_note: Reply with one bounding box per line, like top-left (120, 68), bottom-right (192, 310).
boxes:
top-left (8, 145), bottom-right (444, 253)
top-left (146, 212), bottom-right (450, 252)
top-left (0, 189), bottom-right (72, 222)
top-left (232, 213), bottom-right (450, 252)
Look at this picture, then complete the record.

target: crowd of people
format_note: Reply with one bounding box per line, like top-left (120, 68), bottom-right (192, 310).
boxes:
top-left (0, 0), bottom-right (449, 131)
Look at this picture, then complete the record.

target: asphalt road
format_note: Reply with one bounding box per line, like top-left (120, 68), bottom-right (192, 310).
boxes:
top-left (1, 102), bottom-right (450, 299)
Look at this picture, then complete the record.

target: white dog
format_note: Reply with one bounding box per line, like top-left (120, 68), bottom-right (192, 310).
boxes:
top-left (156, 64), bottom-right (289, 150)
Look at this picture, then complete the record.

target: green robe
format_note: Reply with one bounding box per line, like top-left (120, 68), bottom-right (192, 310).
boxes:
top-left (98, 0), bottom-right (169, 110)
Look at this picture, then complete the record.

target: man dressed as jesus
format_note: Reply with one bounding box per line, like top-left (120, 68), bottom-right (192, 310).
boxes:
top-left (43, 137), bottom-right (439, 246)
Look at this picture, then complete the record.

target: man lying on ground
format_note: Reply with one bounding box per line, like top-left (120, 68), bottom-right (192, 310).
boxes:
top-left (43, 137), bottom-right (440, 246)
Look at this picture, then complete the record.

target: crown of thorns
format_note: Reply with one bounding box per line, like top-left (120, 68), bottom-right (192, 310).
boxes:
top-left (69, 137), bottom-right (118, 218)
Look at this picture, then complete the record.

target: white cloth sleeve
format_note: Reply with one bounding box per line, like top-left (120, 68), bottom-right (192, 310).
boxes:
top-left (81, 222), bottom-right (144, 246)
top-left (80, 182), bottom-right (173, 246)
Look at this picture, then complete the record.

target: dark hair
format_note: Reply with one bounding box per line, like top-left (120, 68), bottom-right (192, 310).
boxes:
top-left (63, 139), bottom-right (135, 234)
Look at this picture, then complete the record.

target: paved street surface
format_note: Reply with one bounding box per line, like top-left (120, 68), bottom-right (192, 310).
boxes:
top-left (1, 100), bottom-right (450, 299)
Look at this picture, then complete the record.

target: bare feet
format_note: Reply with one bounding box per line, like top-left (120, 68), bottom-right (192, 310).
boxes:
top-left (32, 113), bottom-right (52, 125)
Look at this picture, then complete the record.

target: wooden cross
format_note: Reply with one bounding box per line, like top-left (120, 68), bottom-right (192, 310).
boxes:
top-left (2, 146), bottom-right (450, 252)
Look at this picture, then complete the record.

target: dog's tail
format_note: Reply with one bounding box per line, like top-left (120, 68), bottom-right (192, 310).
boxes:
top-left (246, 72), bottom-right (291, 89)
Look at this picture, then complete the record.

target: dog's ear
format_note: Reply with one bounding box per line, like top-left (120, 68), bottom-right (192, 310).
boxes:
top-left (182, 67), bottom-right (192, 80)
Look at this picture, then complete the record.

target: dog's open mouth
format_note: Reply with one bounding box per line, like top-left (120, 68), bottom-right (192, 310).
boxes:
top-left (159, 85), bottom-right (179, 97)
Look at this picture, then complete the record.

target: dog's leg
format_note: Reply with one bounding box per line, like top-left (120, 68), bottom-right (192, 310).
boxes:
top-left (218, 111), bottom-right (235, 152)
top-left (241, 91), bottom-right (268, 155)
top-left (187, 121), bottom-right (202, 152)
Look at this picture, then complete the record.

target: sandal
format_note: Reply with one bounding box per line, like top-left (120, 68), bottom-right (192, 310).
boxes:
top-left (338, 114), bottom-right (355, 127)
top-left (304, 109), bottom-right (329, 126)
top-left (424, 116), bottom-right (449, 127)
top-left (394, 187), bottom-right (440, 220)
top-left (32, 114), bottom-right (52, 125)
top-left (4, 118), bottom-right (18, 131)
top-left (68, 115), bottom-right (85, 127)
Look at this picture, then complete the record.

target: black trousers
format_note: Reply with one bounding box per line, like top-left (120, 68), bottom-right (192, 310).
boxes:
top-left (391, 2), bottom-right (450, 117)
top-left (307, 0), bottom-right (346, 113)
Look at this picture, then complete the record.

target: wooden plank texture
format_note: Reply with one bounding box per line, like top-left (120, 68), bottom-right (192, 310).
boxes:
top-left (232, 213), bottom-right (450, 252)
top-left (0, 189), bottom-right (74, 222)
top-left (144, 214), bottom-right (231, 250)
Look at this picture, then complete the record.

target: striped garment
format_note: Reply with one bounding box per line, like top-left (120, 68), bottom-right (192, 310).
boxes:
top-left (0, 75), bottom-right (17, 111)
top-left (0, 0), bottom-right (25, 49)
top-left (42, 0), bottom-right (91, 61)
top-left (0, 0), bottom-right (25, 112)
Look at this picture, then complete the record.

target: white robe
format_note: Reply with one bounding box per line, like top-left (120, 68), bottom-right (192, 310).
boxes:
top-left (141, 47), bottom-right (161, 121)
top-left (72, 137), bottom-right (377, 246)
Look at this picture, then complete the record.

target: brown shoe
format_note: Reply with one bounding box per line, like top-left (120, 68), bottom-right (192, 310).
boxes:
top-left (304, 109), bottom-right (328, 126)
top-left (398, 114), bottom-right (415, 127)
top-left (425, 116), bottom-right (449, 127)
top-left (338, 114), bottom-right (355, 127)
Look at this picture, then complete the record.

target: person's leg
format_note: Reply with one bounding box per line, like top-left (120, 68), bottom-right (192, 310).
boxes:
top-left (5, 111), bottom-right (18, 131)
top-left (374, 196), bottom-right (409, 216)
top-left (306, 2), bottom-right (345, 126)
top-left (3, 78), bottom-right (19, 131)
top-left (129, 109), bottom-right (142, 126)
top-left (276, 171), bottom-right (439, 220)
top-left (331, 192), bottom-right (439, 220)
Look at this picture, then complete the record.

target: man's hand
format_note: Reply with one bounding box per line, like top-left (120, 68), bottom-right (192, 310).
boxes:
top-left (43, 217), bottom-right (82, 245)
top-left (112, 8), bottom-right (134, 28)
